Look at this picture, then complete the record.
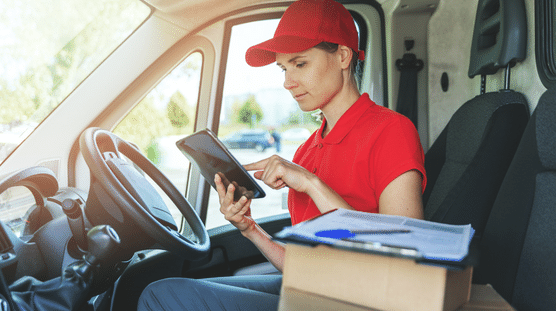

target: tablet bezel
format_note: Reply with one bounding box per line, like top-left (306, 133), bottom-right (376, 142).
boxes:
top-left (175, 128), bottom-right (266, 200)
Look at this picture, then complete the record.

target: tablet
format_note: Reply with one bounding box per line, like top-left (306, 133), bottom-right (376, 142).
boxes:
top-left (176, 129), bottom-right (266, 200)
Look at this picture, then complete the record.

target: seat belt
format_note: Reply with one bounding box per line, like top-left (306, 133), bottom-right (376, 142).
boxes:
top-left (395, 40), bottom-right (423, 128)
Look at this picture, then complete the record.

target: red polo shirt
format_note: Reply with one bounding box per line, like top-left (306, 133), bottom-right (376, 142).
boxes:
top-left (288, 93), bottom-right (426, 225)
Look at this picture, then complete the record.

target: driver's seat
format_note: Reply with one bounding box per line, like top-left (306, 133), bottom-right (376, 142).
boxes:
top-left (108, 250), bottom-right (184, 311)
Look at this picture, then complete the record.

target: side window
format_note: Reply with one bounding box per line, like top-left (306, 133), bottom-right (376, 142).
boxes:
top-left (205, 19), bottom-right (321, 229)
top-left (114, 52), bottom-right (203, 227)
top-left (0, 186), bottom-right (36, 240)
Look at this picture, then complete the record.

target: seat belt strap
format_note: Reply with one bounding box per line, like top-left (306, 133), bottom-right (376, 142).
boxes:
top-left (395, 51), bottom-right (423, 128)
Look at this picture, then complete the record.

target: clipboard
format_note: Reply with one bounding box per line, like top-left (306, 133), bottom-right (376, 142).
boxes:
top-left (273, 209), bottom-right (477, 268)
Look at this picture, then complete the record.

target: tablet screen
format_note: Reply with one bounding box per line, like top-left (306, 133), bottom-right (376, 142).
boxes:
top-left (176, 129), bottom-right (266, 200)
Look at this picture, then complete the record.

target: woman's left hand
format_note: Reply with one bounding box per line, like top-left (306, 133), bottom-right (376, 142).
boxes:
top-left (244, 155), bottom-right (314, 194)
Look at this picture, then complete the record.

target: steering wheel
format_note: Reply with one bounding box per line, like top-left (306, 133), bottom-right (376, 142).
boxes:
top-left (79, 127), bottom-right (210, 260)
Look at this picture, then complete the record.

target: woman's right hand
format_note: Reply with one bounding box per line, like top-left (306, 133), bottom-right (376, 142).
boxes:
top-left (215, 173), bottom-right (255, 234)
top-left (244, 154), bottom-right (315, 194)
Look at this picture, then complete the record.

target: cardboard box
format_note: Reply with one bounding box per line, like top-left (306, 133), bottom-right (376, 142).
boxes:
top-left (279, 287), bottom-right (377, 311)
top-left (280, 243), bottom-right (473, 311)
top-left (279, 284), bottom-right (514, 311)
top-left (459, 284), bottom-right (515, 311)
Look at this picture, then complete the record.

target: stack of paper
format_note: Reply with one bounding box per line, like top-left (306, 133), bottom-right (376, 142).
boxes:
top-left (274, 209), bottom-right (475, 262)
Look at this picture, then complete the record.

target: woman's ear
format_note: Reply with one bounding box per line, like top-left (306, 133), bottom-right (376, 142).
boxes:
top-left (338, 45), bottom-right (353, 70)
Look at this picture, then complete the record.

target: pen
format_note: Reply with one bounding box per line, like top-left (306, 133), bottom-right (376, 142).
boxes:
top-left (351, 229), bottom-right (412, 235)
top-left (315, 228), bottom-right (412, 239)
top-left (336, 239), bottom-right (422, 259)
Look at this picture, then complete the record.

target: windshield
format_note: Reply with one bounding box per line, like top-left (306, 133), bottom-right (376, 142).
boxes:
top-left (0, 0), bottom-right (150, 163)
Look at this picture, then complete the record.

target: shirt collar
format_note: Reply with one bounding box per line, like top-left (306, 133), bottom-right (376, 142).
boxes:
top-left (312, 93), bottom-right (373, 146)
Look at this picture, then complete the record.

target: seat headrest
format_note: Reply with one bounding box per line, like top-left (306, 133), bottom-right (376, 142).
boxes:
top-left (536, 88), bottom-right (556, 170)
top-left (468, 0), bottom-right (527, 78)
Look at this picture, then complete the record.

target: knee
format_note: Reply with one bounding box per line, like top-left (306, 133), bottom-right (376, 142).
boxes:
top-left (137, 278), bottom-right (198, 311)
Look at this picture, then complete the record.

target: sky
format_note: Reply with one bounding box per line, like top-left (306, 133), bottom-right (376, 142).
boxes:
top-left (223, 19), bottom-right (285, 96)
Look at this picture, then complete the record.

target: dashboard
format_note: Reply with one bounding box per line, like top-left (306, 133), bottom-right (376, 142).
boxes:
top-left (0, 166), bottom-right (88, 283)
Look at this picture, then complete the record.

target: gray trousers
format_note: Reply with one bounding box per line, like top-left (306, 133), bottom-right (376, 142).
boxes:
top-left (137, 275), bottom-right (282, 311)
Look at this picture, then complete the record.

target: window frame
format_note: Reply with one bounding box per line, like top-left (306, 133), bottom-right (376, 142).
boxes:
top-left (211, 12), bottom-right (285, 133)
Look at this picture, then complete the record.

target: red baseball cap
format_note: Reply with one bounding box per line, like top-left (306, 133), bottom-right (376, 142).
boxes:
top-left (245, 0), bottom-right (365, 67)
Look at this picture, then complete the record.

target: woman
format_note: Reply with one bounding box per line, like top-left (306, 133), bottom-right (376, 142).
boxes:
top-left (138, 0), bottom-right (425, 309)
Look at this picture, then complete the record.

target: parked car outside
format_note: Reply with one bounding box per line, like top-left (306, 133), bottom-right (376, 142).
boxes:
top-left (222, 129), bottom-right (274, 152)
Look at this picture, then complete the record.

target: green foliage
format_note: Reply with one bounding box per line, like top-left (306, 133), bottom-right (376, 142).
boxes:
top-left (113, 96), bottom-right (169, 158)
top-left (237, 95), bottom-right (264, 128)
top-left (111, 52), bottom-right (200, 162)
top-left (146, 140), bottom-right (162, 165)
top-left (167, 92), bottom-right (190, 128)
top-left (113, 92), bottom-right (195, 159)
top-left (0, 0), bottom-right (149, 125)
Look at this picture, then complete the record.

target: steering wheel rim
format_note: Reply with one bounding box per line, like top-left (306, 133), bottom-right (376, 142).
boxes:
top-left (79, 127), bottom-right (210, 259)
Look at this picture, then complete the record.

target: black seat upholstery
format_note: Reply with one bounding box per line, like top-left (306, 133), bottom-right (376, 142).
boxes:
top-left (423, 92), bottom-right (529, 237)
top-left (423, 0), bottom-right (529, 240)
top-left (473, 87), bottom-right (556, 311)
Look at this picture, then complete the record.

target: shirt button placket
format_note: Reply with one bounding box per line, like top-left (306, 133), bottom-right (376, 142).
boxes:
top-left (313, 142), bottom-right (324, 174)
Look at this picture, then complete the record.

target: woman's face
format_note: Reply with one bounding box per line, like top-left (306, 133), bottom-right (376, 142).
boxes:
top-left (276, 47), bottom-right (344, 112)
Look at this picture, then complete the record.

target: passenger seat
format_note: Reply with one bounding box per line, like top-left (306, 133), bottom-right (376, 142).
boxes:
top-left (472, 87), bottom-right (556, 311)
top-left (423, 0), bottom-right (529, 240)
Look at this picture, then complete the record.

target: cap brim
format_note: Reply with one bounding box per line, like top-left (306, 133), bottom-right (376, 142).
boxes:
top-left (246, 36), bottom-right (322, 67)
